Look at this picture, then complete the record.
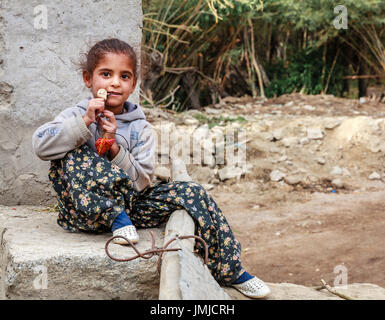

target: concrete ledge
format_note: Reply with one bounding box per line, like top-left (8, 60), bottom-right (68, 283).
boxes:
top-left (159, 158), bottom-right (231, 300)
top-left (0, 205), bottom-right (163, 300)
top-left (158, 158), bottom-right (196, 300)
top-left (224, 282), bottom-right (385, 300)
top-left (1, 205), bottom-right (384, 300)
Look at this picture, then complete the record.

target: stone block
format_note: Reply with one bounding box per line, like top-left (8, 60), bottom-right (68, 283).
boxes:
top-left (0, 205), bottom-right (162, 299)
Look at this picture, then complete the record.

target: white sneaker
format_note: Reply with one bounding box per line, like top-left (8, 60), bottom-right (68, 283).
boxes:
top-left (232, 276), bottom-right (271, 299)
top-left (112, 225), bottom-right (139, 245)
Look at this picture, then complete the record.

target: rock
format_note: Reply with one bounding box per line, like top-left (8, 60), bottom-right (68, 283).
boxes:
top-left (369, 172), bottom-right (381, 180)
top-left (231, 122), bottom-right (241, 129)
top-left (324, 119), bottom-right (342, 130)
top-left (201, 183), bottom-right (214, 191)
top-left (284, 101), bottom-right (294, 107)
top-left (284, 175), bottom-right (303, 185)
top-left (304, 105), bottom-right (316, 111)
top-left (270, 170), bottom-right (286, 182)
top-left (154, 166), bottom-right (171, 182)
top-left (369, 145), bottom-right (381, 153)
top-left (265, 132), bottom-right (274, 141)
top-left (307, 128), bottom-right (324, 140)
top-left (282, 137), bottom-right (298, 148)
top-left (342, 168), bottom-right (351, 176)
top-left (222, 96), bottom-right (240, 104)
top-left (332, 178), bottom-right (344, 188)
top-left (190, 166), bottom-right (215, 184)
top-left (270, 146), bottom-right (281, 153)
top-left (211, 178), bottom-right (220, 184)
top-left (183, 118), bottom-right (199, 126)
top-left (272, 129), bottom-right (284, 141)
top-left (300, 137), bottom-right (310, 145)
top-left (171, 158), bottom-right (193, 182)
top-left (359, 97), bottom-right (367, 104)
top-left (316, 157), bottom-right (326, 165)
top-left (330, 166), bottom-right (342, 175)
top-left (204, 107), bottom-right (222, 115)
top-left (218, 166), bottom-right (245, 181)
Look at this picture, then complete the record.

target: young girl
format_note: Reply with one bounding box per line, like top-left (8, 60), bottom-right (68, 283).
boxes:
top-left (32, 38), bottom-right (270, 299)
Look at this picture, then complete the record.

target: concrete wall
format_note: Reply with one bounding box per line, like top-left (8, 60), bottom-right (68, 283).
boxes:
top-left (0, 0), bottom-right (143, 205)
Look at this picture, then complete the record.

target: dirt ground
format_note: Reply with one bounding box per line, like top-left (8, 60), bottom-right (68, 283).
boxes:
top-left (149, 92), bottom-right (385, 289)
top-left (211, 183), bottom-right (385, 288)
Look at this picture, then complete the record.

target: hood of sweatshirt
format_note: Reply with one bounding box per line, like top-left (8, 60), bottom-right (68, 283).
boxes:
top-left (76, 98), bottom-right (146, 123)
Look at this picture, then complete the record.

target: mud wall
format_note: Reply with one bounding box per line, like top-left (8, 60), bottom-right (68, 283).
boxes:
top-left (0, 0), bottom-right (142, 205)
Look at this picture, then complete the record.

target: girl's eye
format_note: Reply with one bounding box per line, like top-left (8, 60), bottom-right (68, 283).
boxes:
top-left (122, 74), bottom-right (130, 79)
top-left (102, 72), bottom-right (110, 77)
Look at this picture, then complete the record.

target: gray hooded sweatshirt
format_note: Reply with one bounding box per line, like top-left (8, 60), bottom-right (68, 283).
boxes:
top-left (32, 98), bottom-right (155, 192)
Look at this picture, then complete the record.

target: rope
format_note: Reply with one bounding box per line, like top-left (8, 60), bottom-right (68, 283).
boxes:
top-left (105, 230), bottom-right (209, 274)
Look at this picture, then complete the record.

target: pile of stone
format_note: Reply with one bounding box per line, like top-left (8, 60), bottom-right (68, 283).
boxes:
top-left (146, 96), bottom-right (385, 193)
top-left (152, 120), bottom-right (252, 188)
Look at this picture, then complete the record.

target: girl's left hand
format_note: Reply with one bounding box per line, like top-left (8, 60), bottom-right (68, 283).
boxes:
top-left (97, 110), bottom-right (120, 160)
top-left (97, 110), bottom-right (117, 139)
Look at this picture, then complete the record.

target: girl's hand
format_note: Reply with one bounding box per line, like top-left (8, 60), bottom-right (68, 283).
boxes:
top-left (83, 98), bottom-right (105, 127)
top-left (96, 109), bottom-right (117, 139)
top-left (97, 110), bottom-right (119, 160)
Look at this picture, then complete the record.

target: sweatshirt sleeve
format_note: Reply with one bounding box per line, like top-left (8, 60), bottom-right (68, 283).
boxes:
top-left (32, 107), bottom-right (92, 161)
top-left (110, 123), bottom-right (155, 192)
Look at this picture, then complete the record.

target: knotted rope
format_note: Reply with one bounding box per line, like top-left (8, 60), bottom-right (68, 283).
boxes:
top-left (105, 231), bottom-right (208, 274)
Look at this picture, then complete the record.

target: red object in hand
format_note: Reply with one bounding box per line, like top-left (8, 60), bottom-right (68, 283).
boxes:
top-left (96, 138), bottom-right (115, 156)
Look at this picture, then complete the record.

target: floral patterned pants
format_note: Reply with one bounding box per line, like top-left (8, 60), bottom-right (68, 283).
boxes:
top-left (48, 144), bottom-right (243, 284)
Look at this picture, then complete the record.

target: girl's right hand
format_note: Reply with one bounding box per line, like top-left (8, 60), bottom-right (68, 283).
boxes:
top-left (83, 98), bottom-right (105, 127)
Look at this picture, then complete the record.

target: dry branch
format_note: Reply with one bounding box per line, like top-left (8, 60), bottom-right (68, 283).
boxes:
top-left (318, 279), bottom-right (355, 300)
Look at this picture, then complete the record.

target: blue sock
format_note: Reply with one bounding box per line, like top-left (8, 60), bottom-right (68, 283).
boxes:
top-left (112, 211), bottom-right (133, 231)
top-left (233, 271), bottom-right (254, 284)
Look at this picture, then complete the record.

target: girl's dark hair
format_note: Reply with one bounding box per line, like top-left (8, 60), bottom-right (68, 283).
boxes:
top-left (79, 38), bottom-right (138, 79)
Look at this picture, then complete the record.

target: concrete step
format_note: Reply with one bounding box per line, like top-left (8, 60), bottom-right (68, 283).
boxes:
top-left (1, 205), bottom-right (385, 300)
top-left (0, 205), bottom-right (163, 300)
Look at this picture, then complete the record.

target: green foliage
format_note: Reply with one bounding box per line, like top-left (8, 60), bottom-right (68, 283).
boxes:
top-left (142, 0), bottom-right (385, 110)
top-left (265, 47), bottom-right (345, 97)
top-left (262, 0), bottom-right (385, 29)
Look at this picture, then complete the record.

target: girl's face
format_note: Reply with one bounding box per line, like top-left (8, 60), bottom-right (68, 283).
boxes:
top-left (83, 52), bottom-right (137, 114)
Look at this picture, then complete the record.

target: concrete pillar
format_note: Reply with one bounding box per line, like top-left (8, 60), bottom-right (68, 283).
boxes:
top-left (158, 158), bottom-right (231, 300)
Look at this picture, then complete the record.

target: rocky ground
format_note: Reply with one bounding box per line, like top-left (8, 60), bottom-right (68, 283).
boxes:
top-left (145, 92), bottom-right (385, 290)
